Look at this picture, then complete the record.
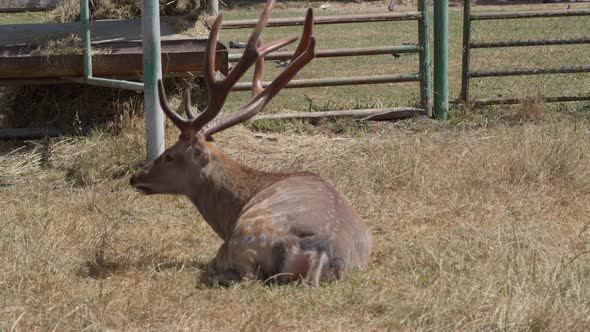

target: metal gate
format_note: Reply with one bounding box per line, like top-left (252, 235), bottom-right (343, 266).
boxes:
top-left (222, 0), bottom-right (432, 118)
top-left (460, 1), bottom-right (590, 105)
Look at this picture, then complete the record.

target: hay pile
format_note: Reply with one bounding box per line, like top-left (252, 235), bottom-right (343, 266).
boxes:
top-left (0, 78), bottom-right (205, 133)
top-left (52, 0), bottom-right (203, 23)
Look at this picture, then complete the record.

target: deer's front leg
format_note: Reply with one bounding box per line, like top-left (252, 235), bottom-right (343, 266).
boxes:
top-left (227, 239), bottom-right (271, 282)
top-left (209, 242), bottom-right (242, 285)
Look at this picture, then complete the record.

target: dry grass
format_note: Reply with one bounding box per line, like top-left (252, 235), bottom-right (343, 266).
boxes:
top-left (28, 34), bottom-right (84, 56)
top-left (1, 2), bottom-right (590, 330)
top-left (1, 114), bottom-right (590, 331)
top-left (22, 34), bottom-right (115, 56)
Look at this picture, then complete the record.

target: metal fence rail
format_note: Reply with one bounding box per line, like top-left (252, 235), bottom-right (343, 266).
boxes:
top-left (460, 1), bottom-right (590, 105)
top-left (220, 12), bottom-right (422, 29)
top-left (227, 45), bottom-right (421, 62)
top-left (222, 0), bottom-right (432, 115)
top-left (232, 74), bottom-right (421, 91)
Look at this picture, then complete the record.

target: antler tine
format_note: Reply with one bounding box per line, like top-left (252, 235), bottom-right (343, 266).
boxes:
top-left (157, 0), bottom-right (293, 138)
top-left (266, 38), bottom-right (315, 100)
top-left (263, 9), bottom-right (315, 100)
top-left (292, 9), bottom-right (314, 60)
top-left (182, 14), bottom-right (224, 133)
top-left (219, 0), bottom-right (298, 86)
top-left (203, 14), bottom-right (223, 89)
top-left (183, 89), bottom-right (195, 119)
top-left (155, 11), bottom-right (222, 139)
top-left (158, 80), bottom-right (192, 134)
top-left (201, 11), bottom-right (315, 137)
top-left (252, 58), bottom-right (265, 96)
top-left (258, 36), bottom-right (298, 58)
top-left (252, 40), bottom-right (265, 96)
top-left (186, 0), bottom-right (285, 134)
top-left (223, 0), bottom-right (275, 87)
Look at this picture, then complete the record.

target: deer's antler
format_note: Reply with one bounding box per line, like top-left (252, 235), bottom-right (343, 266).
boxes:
top-left (157, 0), bottom-right (315, 139)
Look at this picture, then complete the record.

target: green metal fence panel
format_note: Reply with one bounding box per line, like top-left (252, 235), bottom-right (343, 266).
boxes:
top-left (460, 1), bottom-right (590, 106)
top-left (433, 0), bottom-right (449, 119)
top-left (78, 0), bottom-right (146, 92)
top-left (222, 0), bottom-right (432, 117)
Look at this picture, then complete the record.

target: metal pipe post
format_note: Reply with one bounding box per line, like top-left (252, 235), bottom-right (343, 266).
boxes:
top-left (434, 0), bottom-right (449, 119)
top-left (142, 0), bottom-right (165, 160)
top-left (418, 0), bottom-right (432, 116)
top-left (80, 0), bottom-right (92, 78)
top-left (208, 0), bottom-right (219, 16)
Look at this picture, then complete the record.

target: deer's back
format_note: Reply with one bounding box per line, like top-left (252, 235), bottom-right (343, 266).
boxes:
top-left (235, 174), bottom-right (371, 271)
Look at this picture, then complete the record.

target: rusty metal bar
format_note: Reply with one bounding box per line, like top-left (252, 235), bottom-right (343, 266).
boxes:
top-left (232, 73), bottom-right (420, 91)
top-left (0, 78), bottom-right (80, 86)
top-left (228, 45), bottom-right (420, 62)
top-left (472, 95), bottom-right (590, 105)
top-left (470, 37), bottom-right (590, 49)
top-left (254, 107), bottom-right (426, 121)
top-left (418, 0), bottom-right (432, 115)
top-left (0, 128), bottom-right (65, 139)
top-left (471, 9), bottom-right (590, 20)
top-left (221, 12), bottom-right (422, 29)
top-left (0, 47), bottom-right (228, 80)
top-left (470, 65), bottom-right (590, 78)
top-left (69, 77), bottom-right (144, 91)
top-left (460, 0), bottom-right (471, 102)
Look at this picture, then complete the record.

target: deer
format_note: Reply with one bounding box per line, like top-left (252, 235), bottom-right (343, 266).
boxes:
top-left (129, 0), bottom-right (371, 286)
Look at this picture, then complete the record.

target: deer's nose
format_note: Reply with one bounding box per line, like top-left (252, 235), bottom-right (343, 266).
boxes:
top-left (129, 170), bottom-right (145, 186)
top-left (129, 174), bottom-right (138, 186)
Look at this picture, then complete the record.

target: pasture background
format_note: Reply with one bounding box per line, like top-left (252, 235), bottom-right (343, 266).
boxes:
top-left (1, 1), bottom-right (590, 331)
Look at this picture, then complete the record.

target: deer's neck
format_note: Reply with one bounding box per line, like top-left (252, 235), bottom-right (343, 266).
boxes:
top-left (186, 152), bottom-right (286, 240)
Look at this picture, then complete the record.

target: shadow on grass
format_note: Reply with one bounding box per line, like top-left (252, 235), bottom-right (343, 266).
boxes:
top-left (80, 253), bottom-right (210, 280)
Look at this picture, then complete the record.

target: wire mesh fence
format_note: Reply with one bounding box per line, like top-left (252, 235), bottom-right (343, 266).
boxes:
top-left (460, 1), bottom-right (590, 105)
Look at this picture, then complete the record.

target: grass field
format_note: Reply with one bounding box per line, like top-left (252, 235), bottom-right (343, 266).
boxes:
top-left (1, 1), bottom-right (590, 331)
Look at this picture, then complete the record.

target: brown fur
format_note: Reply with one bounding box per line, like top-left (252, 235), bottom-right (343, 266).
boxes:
top-left (130, 135), bottom-right (371, 286)
top-left (130, 0), bottom-right (370, 286)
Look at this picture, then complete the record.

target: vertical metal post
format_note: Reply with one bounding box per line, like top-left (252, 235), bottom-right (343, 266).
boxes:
top-left (80, 0), bottom-right (92, 78)
top-left (434, 0), bottom-right (449, 119)
top-left (418, 0), bottom-right (432, 116)
top-left (142, 0), bottom-right (165, 159)
top-left (460, 0), bottom-right (471, 102)
top-left (208, 0), bottom-right (219, 16)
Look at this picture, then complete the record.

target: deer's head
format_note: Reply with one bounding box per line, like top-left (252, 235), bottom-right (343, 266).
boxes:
top-left (130, 0), bottom-right (315, 196)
